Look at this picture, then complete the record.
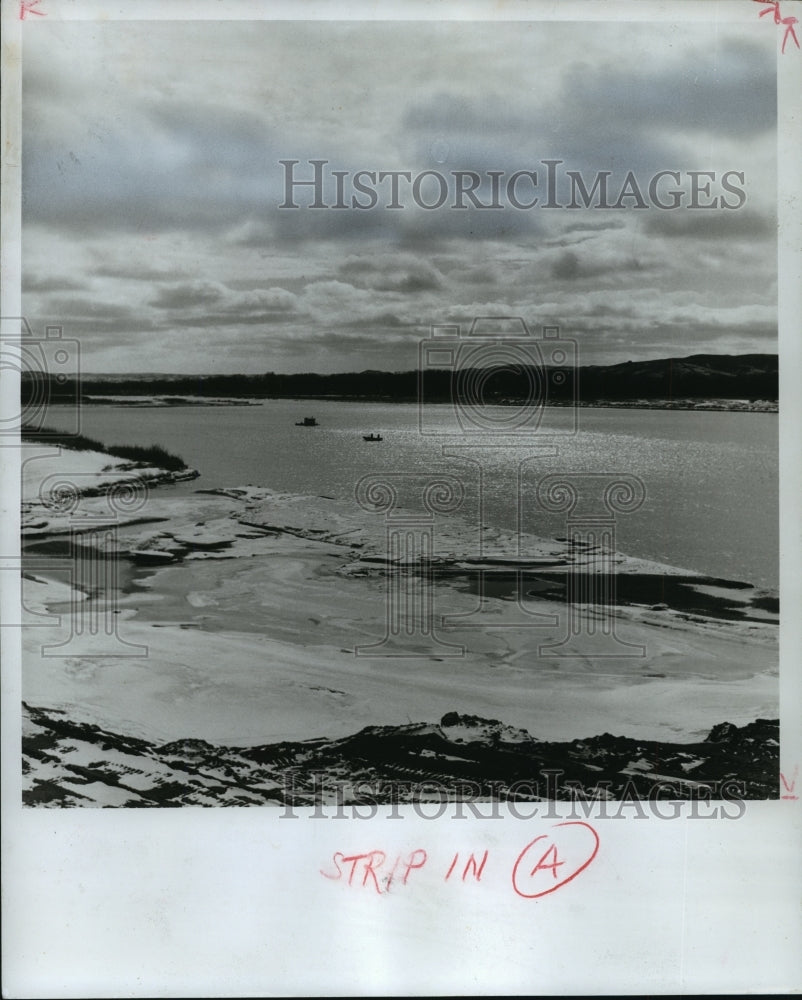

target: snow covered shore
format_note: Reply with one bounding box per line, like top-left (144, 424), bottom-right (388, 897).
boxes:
top-left (19, 447), bottom-right (779, 806)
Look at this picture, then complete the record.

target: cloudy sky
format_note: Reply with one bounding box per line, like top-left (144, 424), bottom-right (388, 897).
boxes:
top-left (21, 18), bottom-right (777, 373)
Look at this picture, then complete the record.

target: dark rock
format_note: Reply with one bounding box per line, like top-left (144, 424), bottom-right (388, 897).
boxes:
top-left (22, 703), bottom-right (781, 806)
top-left (707, 722), bottom-right (738, 742)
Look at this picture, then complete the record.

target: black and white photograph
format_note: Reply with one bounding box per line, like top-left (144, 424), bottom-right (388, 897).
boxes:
top-left (2, 0), bottom-right (800, 995)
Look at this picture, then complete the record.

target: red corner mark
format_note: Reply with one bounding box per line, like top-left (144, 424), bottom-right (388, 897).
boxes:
top-left (754, 0), bottom-right (800, 53)
top-left (780, 766), bottom-right (799, 800)
top-left (19, 0), bottom-right (46, 18)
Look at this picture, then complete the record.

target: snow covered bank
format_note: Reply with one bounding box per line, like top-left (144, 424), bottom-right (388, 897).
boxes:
top-left (22, 703), bottom-right (779, 808)
top-left (17, 453), bottom-right (779, 807)
top-left (21, 442), bottom-right (199, 535)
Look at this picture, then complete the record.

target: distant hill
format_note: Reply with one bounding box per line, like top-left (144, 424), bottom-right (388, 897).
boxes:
top-left (574, 353), bottom-right (777, 402)
top-left (22, 352), bottom-right (778, 406)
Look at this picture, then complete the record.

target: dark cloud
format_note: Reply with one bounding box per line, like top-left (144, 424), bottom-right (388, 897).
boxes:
top-left (350, 311), bottom-right (408, 329)
top-left (338, 255), bottom-right (444, 294)
top-left (643, 208), bottom-right (774, 241)
top-left (23, 98), bottom-right (277, 235)
top-left (95, 262), bottom-right (188, 282)
top-left (395, 273), bottom-right (441, 293)
top-left (19, 20), bottom-right (777, 372)
top-left (563, 38), bottom-right (775, 140)
top-left (150, 282), bottom-right (226, 310)
top-left (45, 295), bottom-right (144, 321)
top-left (402, 93), bottom-right (530, 143)
top-left (564, 220), bottom-right (626, 234)
top-left (22, 274), bottom-right (87, 293)
top-left (550, 250), bottom-right (651, 282)
top-left (452, 262), bottom-right (502, 287)
top-left (30, 315), bottom-right (159, 341)
top-left (161, 310), bottom-right (300, 329)
top-left (552, 251), bottom-right (580, 281)
top-left (148, 283), bottom-right (299, 328)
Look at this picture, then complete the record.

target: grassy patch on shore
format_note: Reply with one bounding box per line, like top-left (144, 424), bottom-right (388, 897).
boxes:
top-left (22, 426), bottom-right (189, 472)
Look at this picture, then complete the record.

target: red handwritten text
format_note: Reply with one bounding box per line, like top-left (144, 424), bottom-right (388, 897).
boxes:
top-left (511, 822), bottom-right (600, 899)
top-left (754, 0), bottom-right (799, 53)
top-left (780, 766), bottom-right (799, 800)
top-left (444, 850), bottom-right (489, 882)
top-left (321, 824), bottom-right (600, 898)
top-left (320, 848), bottom-right (427, 894)
top-left (19, 0), bottom-right (46, 19)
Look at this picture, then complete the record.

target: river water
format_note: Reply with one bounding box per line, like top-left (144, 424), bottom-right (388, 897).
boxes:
top-left (41, 401), bottom-right (778, 589)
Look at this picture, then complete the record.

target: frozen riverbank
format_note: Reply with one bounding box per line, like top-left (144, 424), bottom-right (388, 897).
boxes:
top-left (19, 448), bottom-right (779, 805)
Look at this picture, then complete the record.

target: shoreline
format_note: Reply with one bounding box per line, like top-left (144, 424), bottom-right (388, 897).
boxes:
top-left (84, 395), bottom-right (263, 407)
top-left (19, 446), bottom-right (780, 805)
top-left (77, 393), bottom-right (778, 413)
top-left (23, 703), bottom-right (779, 807)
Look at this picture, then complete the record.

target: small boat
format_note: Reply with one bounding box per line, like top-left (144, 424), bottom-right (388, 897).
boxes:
top-left (363, 433), bottom-right (383, 442)
top-left (295, 416), bottom-right (318, 426)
